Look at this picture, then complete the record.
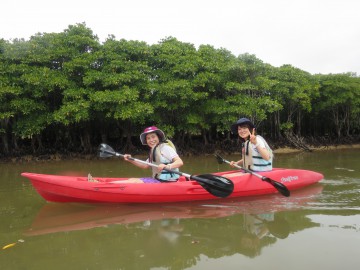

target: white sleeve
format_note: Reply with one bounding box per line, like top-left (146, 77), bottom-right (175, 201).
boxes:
top-left (160, 145), bottom-right (179, 161)
top-left (257, 137), bottom-right (266, 148)
top-left (253, 136), bottom-right (266, 150)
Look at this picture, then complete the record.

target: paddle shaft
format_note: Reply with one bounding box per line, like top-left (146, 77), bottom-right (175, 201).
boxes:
top-left (221, 159), bottom-right (267, 180)
top-left (110, 151), bottom-right (192, 178)
top-left (99, 144), bottom-right (234, 198)
top-left (216, 154), bottom-right (290, 197)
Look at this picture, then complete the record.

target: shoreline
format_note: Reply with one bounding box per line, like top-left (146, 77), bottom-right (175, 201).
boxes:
top-left (272, 143), bottom-right (360, 154)
top-left (1, 143), bottom-right (360, 163)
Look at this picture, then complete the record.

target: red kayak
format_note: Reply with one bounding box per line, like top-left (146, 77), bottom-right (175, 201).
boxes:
top-left (21, 168), bottom-right (323, 203)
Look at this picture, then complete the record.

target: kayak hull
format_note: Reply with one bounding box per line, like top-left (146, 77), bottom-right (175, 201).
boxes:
top-left (21, 168), bottom-right (324, 203)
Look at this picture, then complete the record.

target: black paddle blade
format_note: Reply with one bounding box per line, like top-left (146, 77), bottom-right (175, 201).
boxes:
top-left (214, 154), bottom-right (225, 164)
top-left (195, 174), bottom-right (234, 198)
top-left (263, 177), bottom-right (290, 197)
top-left (98, 143), bottom-right (116, 158)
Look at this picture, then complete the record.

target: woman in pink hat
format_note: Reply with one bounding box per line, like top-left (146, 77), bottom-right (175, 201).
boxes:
top-left (122, 126), bottom-right (184, 183)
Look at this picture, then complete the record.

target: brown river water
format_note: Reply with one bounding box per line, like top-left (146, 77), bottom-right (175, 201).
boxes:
top-left (1, 148), bottom-right (359, 270)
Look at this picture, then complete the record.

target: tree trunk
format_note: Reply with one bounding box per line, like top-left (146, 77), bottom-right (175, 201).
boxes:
top-left (296, 110), bottom-right (302, 137)
top-left (80, 129), bottom-right (92, 153)
top-left (332, 108), bottom-right (341, 138)
top-left (31, 137), bottom-right (37, 153)
top-left (202, 129), bottom-right (208, 145)
top-left (274, 111), bottom-right (282, 139)
top-left (345, 105), bottom-right (350, 137)
top-left (1, 133), bottom-right (9, 154)
top-left (0, 119), bottom-right (10, 154)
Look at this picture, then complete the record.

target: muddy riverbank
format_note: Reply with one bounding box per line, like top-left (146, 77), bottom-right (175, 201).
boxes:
top-left (2, 143), bottom-right (360, 164)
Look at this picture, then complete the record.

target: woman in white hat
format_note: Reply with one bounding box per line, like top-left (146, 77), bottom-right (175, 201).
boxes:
top-left (122, 126), bottom-right (184, 183)
top-left (230, 118), bottom-right (273, 172)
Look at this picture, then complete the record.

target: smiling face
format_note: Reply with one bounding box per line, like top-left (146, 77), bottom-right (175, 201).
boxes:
top-left (145, 132), bottom-right (160, 148)
top-left (237, 125), bottom-right (251, 139)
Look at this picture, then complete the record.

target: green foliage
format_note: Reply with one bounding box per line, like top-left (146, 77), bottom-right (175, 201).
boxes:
top-left (13, 113), bottom-right (51, 139)
top-left (316, 73), bottom-right (360, 137)
top-left (0, 23), bottom-right (359, 154)
top-left (280, 122), bottom-right (294, 131)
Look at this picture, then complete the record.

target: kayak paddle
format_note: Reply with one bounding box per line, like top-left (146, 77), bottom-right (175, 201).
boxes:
top-left (214, 153), bottom-right (290, 197)
top-left (98, 144), bottom-right (234, 198)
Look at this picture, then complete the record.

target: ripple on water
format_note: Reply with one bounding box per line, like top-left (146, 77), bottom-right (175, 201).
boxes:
top-left (308, 214), bottom-right (360, 232)
top-left (334, 167), bottom-right (356, 172)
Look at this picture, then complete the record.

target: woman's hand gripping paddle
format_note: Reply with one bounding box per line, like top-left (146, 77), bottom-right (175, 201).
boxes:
top-left (214, 153), bottom-right (290, 197)
top-left (98, 144), bottom-right (234, 198)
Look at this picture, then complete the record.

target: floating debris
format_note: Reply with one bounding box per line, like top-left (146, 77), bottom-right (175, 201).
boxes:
top-left (335, 167), bottom-right (355, 172)
top-left (2, 239), bottom-right (25, 250)
top-left (2, 243), bottom-right (16, 250)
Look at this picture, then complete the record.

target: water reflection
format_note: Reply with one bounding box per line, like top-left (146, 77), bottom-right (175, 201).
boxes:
top-left (10, 185), bottom-right (322, 269)
top-left (25, 184), bottom-right (322, 237)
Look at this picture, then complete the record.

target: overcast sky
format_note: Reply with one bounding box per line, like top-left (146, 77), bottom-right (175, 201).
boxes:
top-left (2, 0), bottom-right (359, 75)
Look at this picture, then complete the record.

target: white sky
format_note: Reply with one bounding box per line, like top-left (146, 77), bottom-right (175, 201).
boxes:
top-left (2, 0), bottom-right (359, 75)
